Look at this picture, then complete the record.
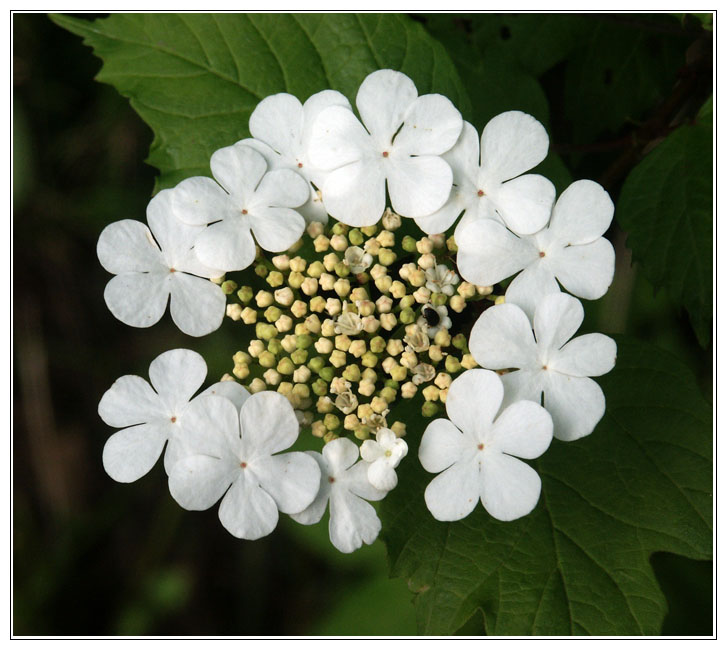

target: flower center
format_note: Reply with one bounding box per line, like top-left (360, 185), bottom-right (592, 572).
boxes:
top-left (169, 267), bottom-right (176, 273)
top-left (170, 416), bottom-right (177, 423)
top-left (240, 461), bottom-right (247, 468)
top-left (241, 209), bottom-right (248, 215)
top-left (477, 443), bottom-right (484, 450)
top-left (297, 162), bottom-right (303, 168)
top-left (539, 251), bottom-right (545, 258)
top-left (385, 449), bottom-right (392, 457)
top-left (477, 189), bottom-right (485, 197)
top-left (382, 151), bottom-right (389, 157)
top-left (328, 476), bottom-right (336, 483)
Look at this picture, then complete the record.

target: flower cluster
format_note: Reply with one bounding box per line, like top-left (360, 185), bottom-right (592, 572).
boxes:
top-left (98, 69), bottom-right (617, 551)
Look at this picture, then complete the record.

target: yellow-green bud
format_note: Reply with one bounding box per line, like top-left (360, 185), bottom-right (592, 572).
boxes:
top-left (428, 345), bottom-right (444, 363)
top-left (390, 281), bottom-right (406, 299)
top-left (321, 319), bottom-right (336, 337)
top-left (256, 290), bottom-right (274, 308)
top-left (371, 396), bottom-right (388, 413)
top-left (268, 338), bottom-right (283, 356)
top-left (422, 401), bottom-right (439, 417)
top-left (249, 378), bottom-right (266, 394)
top-left (322, 253), bottom-right (338, 272)
top-left (376, 230), bottom-right (395, 248)
top-left (307, 260), bottom-right (325, 279)
top-left (431, 292), bottom-right (448, 307)
top-left (416, 237), bottom-right (434, 254)
top-left (310, 296), bottom-right (326, 313)
top-left (263, 368), bottom-right (281, 385)
top-left (292, 383), bottom-right (310, 399)
top-left (324, 413), bottom-right (341, 430)
top-left (313, 234), bottom-right (330, 252)
top-left (335, 334), bottom-right (351, 352)
top-left (334, 261), bottom-right (350, 279)
top-left (348, 228), bottom-right (364, 246)
top-left (391, 421), bottom-right (407, 437)
top-left (264, 305), bottom-right (282, 323)
top-left (333, 278), bottom-right (351, 297)
top-left (358, 403), bottom-right (374, 420)
top-left (289, 256), bottom-right (306, 273)
top-left (255, 264), bottom-right (269, 278)
top-left (287, 271), bottom-right (304, 289)
top-left (422, 385), bottom-right (440, 402)
top-left (296, 334), bottom-right (313, 349)
top-left (450, 295), bottom-right (466, 313)
top-left (256, 323), bottom-right (277, 340)
top-left (361, 351), bottom-right (378, 368)
top-left (457, 282), bottom-right (476, 299)
top-left (323, 431), bottom-right (339, 444)
top-left (390, 365), bottom-right (407, 382)
top-left (226, 304), bottom-right (243, 321)
top-left (359, 224), bottom-right (377, 237)
top-left (311, 420), bottom-right (327, 438)
top-left (317, 396), bottom-right (334, 413)
top-left (329, 350), bottom-right (347, 368)
top-left (330, 234), bottom-right (348, 252)
top-left (331, 222), bottom-right (349, 236)
top-left (368, 336), bottom-right (385, 353)
top-left (400, 307), bottom-right (415, 324)
top-left (258, 350), bottom-right (277, 368)
top-left (267, 271), bottom-right (284, 288)
top-left (362, 368), bottom-right (377, 382)
top-left (277, 357), bottom-right (295, 375)
top-left (349, 340), bottom-right (367, 358)
top-left (374, 275), bottom-right (393, 294)
top-left (380, 386), bottom-right (397, 403)
top-left (308, 356), bottom-right (326, 374)
top-left (344, 414), bottom-right (360, 431)
top-left (402, 235), bottom-right (417, 252)
top-left (409, 269), bottom-right (426, 287)
top-left (378, 248), bottom-right (397, 266)
top-left (291, 348), bottom-right (308, 365)
top-left (494, 295), bottom-right (506, 305)
top-left (434, 329), bottom-right (451, 347)
top-left (342, 365), bottom-right (361, 382)
top-left (452, 333), bottom-right (468, 350)
top-left (233, 363), bottom-right (249, 380)
top-left (211, 275), bottom-right (225, 285)
top-left (357, 300), bottom-right (375, 317)
top-left (241, 307), bottom-right (257, 324)
top-left (312, 378), bottom-right (328, 396)
top-left (446, 235), bottom-right (458, 252)
top-left (221, 280), bottom-right (238, 295)
top-left (445, 355), bottom-right (462, 373)
top-left (233, 350), bottom-right (252, 365)
top-left (237, 286), bottom-right (253, 304)
top-left (461, 354), bottom-right (478, 369)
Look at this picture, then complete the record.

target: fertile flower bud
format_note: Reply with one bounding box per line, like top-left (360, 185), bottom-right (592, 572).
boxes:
top-left (376, 295), bottom-right (393, 314)
top-left (306, 222), bottom-right (324, 238)
top-left (313, 234), bottom-right (330, 252)
top-left (241, 307), bottom-right (257, 324)
top-left (344, 414), bottom-right (360, 431)
top-left (248, 340), bottom-right (265, 358)
top-left (248, 378), bottom-right (266, 394)
top-left (330, 376), bottom-right (351, 394)
top-left (446, 236), bottom-right (457, 252)
top-left (300, 277), bottom-right (319, 297)
top-left (461, 354), bottom-right (478, 369)
top-left (434, 329), bottom-right (451, 347)
top-left (494, 295), bottom-right (506, 305)
top-left (316, 396), bottom-right (334, 413)
top-left (378, 248), bottom-right (397, 267)
top-left (382, 208), bottom-right (402, 231)
top-left (445, 355), bottom-right (461, 373)
top-left (379, 313), bottom-right (397, 331)
top-left (333, 279), bottom-right (351, 297)
top-left (380, 386), bottom-right (397, 403)
top-left (391, 421), bottom-right (407, 437)
top-left (400, 351), bottom-right (418, 369)
top-left (263, 368), bottom-right (281, 385)
top-left (422, 401), bottom-right (439, 417)
top-left (255, 290), bottom-right (274, 308)
top-left (335, 334), bottom-right (351, 352)
top-left (275, 315), bottom-right (293, 332)
top-left (361, 316), bottom-right (380, 333)
top-left (402, 235), bottom-right (417, 252)
top-left (376, 230), bottom-right (395, 248)
top-left (401, 381), bottom-right (417, 398)
top-left (348, 228), bottom-right (364, 246)
top-left (277, 357), bottom-right (294, 375)
top-left (364, 238), bottom-right (381, 256)
top-left (390, 365), bottom-right (407, 382)
top-left (418, 253), bottom-right (436, 270)
top-left (361, 351), bottom-right (378, 368)
top-left (325, 298), bottom-right (342, 316)
top-left (413, 287), bottom-right (431, 304)
top-left (314, 338), bottom-right (333, 355)
top-left (272, 255), bottom-right (290, 271)
top-left (322, 253), bottom-right (339, 272)
top-left (329, 350), bottom-right (347, 368)
top-left (267, 271), bottom-right (284, 288)
top-left (307, 260), bottom-right (325, 278)
top-left (290, 348), bottom-right (308, 365)
top-left (422, 385), bottom-right (440, 402)
top-left (428, 345), bottom-right (443, 363)
top-left (237, 286), bottom-right (253, 304)
top-left (311, 420), bottom-right (327, 438)
top-left (342, 365), bottom-right (361, 383)
top-left (304, 314), bottom-right (321, 334)
top-left (293, 366), bottom-right (311, 384)
top-left (381, 356), bottom-right (396, 374)
top-left (348, 340), bottom-right (367, 358)
top-left (434, 372), bottom-right (452, 390)
top-left (324, 413), bottom-right (341, 430)
top-left (330, 234), bottom-right (348, 252)
top-left (321, 319), bottom-right (336, 337)
top-left (449, 295), bottom-right (466, 313)
top-left (226, 304), bottom-right (242, 321)
top-left (416, 237), bottom-right (434, 254)
top-left (371, 396), bottom-right (388, 414)
top-left (233, 363), bottom-right (249, 380)
top-left (358, 380), bottom-right (376, 397)
top-left (264, 306), bottom-right (282, 323)
top-left (291, 300), bottom-right (307, 319)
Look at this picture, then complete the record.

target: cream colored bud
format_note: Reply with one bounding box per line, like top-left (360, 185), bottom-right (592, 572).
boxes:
top-left (316, 396), bottom-right (334, 414)
top-left (401, 381), bottom-right (417, 399)
top-left (357, 300), bottom-right (375, 317)
top-left (376, 295), bottom-right (393, 314)
top-left (275, 315), bottom-right (293, 332)
top-left (349, 340), bottom-right (367, 358)
top-left (272, 254), bottom-right (290, 271)
top-left (434, 329), bottom-right (451, 347)
top-left (430, 233), bottom-right (445, 249)
top-left (399, 263), bottom-right (415, 281)
top-left (308, 296), bottom-right (325, 313)
top-left (255, 290), bottom-right (274, 308)
top-left (372, 275), bottom-right (392, 294)
top-left (364, 238), bottom-right (381, 255)
top-left (344, 414), bottom-right (360, 431)
top-left (390, 365), bottom-right (408, 382)
top-left (418, 253), bottom-right (436, 270)
top-left (461, 354), bottom-right (478, 369)
top-left (409, 269), bottom-right (426, 287)
top-left (272, 287), bottom-right (292, 307)
top-left (306, 221), bottom-right (325, 238)
top-left (304, 314), bottom-right (321, 334)
top-left (311, 420), bottom-right (327, 438)
top-left (293, 366), bottom-right (312, 384)
top-left (413, 287), bottom-right (432, 304)
top-left (211, 275), bottom-right (225, 285)
top-left (329, 350), bottom-right (347, 368)
top-left (279, 334), bottom-right (295, 353)
top-left (321, 319), bottom-right (336, 337)
top-left (328, 234), bottom-right (346, 252)
top-left (477, 285), bottom-right (493, 296)
top-left (288, 256), bottom-right (306, 273)
top-left (313, 234), bottom-right (330, 252)
top-left (387, 282), bottom-right (403, 300)
top-left (295, 323), bottom-right (310, 335)
top-left (349, 287), bottom-right (368, 303)
top-left (370, 264), bottom-right (388, 280)
top-left (416, 237), bottom-right (434, 254)
top-left (263, 368), bottom-right (281, 386)
top-left (457, 282), bottom-right (476, 299)
top-left (494, 295), bottom-right (506, 305)
top-left (381, 357), bottom-right (397, 374)
top-left (371, 396), bottom-right (388, 414)
top-left (400, 351), bottom-right (418, 369)
top-left (233, 363), bottom-right (249, 380)
top-left (299, 277), bottom-right (318, 297)
top-left (248, 378), bottom-right (267, 394)
top-left (314, 338), bottom-right (333, 354)
top-left (358, 380), bottom-right (376, 397)
top-left (422, 385), bottom-right (440, 402)
top-left (381, 208), bottom-right (402, 231)
top-left (335, 334), bottom-right (351, 352)
top-left (361, 316), bottom-right (380, 333)
top-left (386, 339), bottom-right (404, 356)
top-left (357, 403), bottom-right (374, 420)
top-left (233, 351), bottom-right (251, 365)
top-left (290, 300), bottom-right (307, 319)
top-left (239, 307), bottom-right (256, 325)
top-left (323, 253), bottom-right (339, 272)
top-left (225, 304), bottom-right (242, 321)
top-left (449, 295), bottom-right (466, 313)
top-left (325, 297), bottom-right (342, 316)
top-left (379, 313), bottom-right (397, 331)
top-left (333, 278), bottom-right (351, 297)
top-left (248, 340), bottom-right (265, 358)
top-left (376, 230), bottom-right (395, 248)
top-left (439, 387), bottom-right (449, 402)
top-left (435, 372), bottom-right (452, 390)
top-left (428, 345), bottom-right (443, 363)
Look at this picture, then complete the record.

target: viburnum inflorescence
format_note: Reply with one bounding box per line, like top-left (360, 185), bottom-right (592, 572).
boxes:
top-left (97, 68), bottom-right (617, 553)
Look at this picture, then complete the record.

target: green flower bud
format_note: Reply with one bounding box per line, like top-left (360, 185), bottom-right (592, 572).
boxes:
top-left (399, 307), bottom-right (415, 324)
top-left (431, 292), bottom-right (448, 307)
top-left (319, 366), bottom-right (336, 382)
top-left (380, 386), bottom-right (397, 403)
top-left (255, 264), bottom-right (269, 278)
top-left (221, 280), bottom-right (238, 295)
top-left (422, 400), bottom-right (439, 417)
top-left (294, 334), bottom-right (311, 350)
top-left (334, 262), bottom-right (350, 278)
top-left (348, 228), bottom-right (364, 246)
top-left (312, 378), bottom-right (328, 396)
top-left (402, 235), bottom-right (417, 252)
top-left (267, 338), bottom-right (283, 356)
top-left (368, 336), bottom-right (385, 354)
top-left (445, 355), bottom-right (462, 373)
top-left (446, 236), bottom-right (458, 252)
top-left (361, 225), bottom-right (378, 237)
top-left (255, 322), bottom-right (277, 340)
top-left (361, 351), bottom-right (378, 368)
top-left (277, 357), bottom-right (295, 375)
top-left (452, 333), bottom-right (468, 350)
top-left (237, 286), bottom-right (253, 304)
top-left (378, 248), bottom-right (397, 266)
top-left (307, 260), bottom-right (325, 278)
top-left (324, 413), bottom-right (341, 430)
top-left (267, 271), bottom-right (284, 287)
top-left (384, 378), bottom-right (400, 390)
top-left (331, 222), bottom-right (349, 236)
top-left (264, 306), bottom-right (282, 323)
top-left (399, 295), bottom-right (415, 309)
top-left (291, 348), bottom-right (308, 365)
top-left (307, 356), bottom-right (326, 373)
top-left (354, 427), bottom-right (371, 440)
top-left (258, 351), bottom-right (277, 368)
top-left (342, 365), bottom-right (361, 382)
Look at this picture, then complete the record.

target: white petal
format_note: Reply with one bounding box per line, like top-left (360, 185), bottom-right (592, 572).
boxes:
top-left (550, 333), bottom-right (617, 377)
top-left (548, 179), bottom-right (614, 245)
top-left (489, 174), bottom-right (555, 235)
top-left (367, 460), bottom-right (398, 491)
top-left (533, 293), bottom-right (583, 353)
top-left (424, 457), bottom-right (480, 521)
top-left (356, 69), bottom-right (417, 142)
top-left (249, 93), bottom-right (303, 157)
top-left (444, 120), bottom-right (481, 184)
top-left (419, 418), bottom-right (468, 473)
top-left (171, 176), bottom-right (233, 227)
top-left (168, 455), bottom-right (235, 510)
top-left (321, 160), bottom-right (385, 227)
top-left (469, 304), bottom-right (537, 371)
top-left (297, 186), bottom-right (330, 225)
top-left (168, 273), bottom-right (225, 337)
top-left (290, 451), bottom-right (331, 525)
top-left (103, 272), bottom-right (169, 329)
top-left (97, 220), bottom-right (160, 274)
top-left (301, 90), bottom-right (352, 149)
top-left (445, 369), bottom-right (504, 436)
top-left (250, 206), bottom-right (305, 253)
top-left (360, 439), bottom-right (384, 463)
top-left (344, 459), bottom-right (388, 502)
top-left (455, 219), bottom-right (539, 287)
top-left (147, 188), bottom-right (202, 255)
top-left (308, 105), bottom-right (372, 170)
top-left (500, 369), bottom-right (545, 408)
top-left (173, 395), bottom-right (241, 461)
top-left (199, 381), bottom-right (250, 412)
top-left (322, 437), bottom-right (360, 473)
top-left (480, 452), bottom-right (542, 521)
top-left (543, 373), bottom-right (606, 441)
top-left (480, 111), bottom-right (549, 183)
top-left (551, 238), bottom-right (615, 300)
top-left (395, 94), bottom-right (462, 155)
top-left (414, 189), bottom-right (467, 235)
top-left (328, 489), bottom-right (381, 553)
top-left (253, 451), bottom-right (321, 514)
top-left (239, 391), bottom-right (299, 459)
top-left (98, 375), bottom-right (163, 428)
top-left (504, 261), bottom-right (561, 321)
top-left (148, 349), bottom-right (207, 407)
top-left (489, 401), bottom-right (552, 459)
top-left (102, 423), bottom-right (167, 483)
top-left (218, 473), bottom-right (279, 540)
top-left (210, 144), bottom-right (267, 201)
top-left (193, 219), bottom-right (257, 272)
top-left (252, 168), bottom-right (309, 209)
top-left (387, 155), bottom-right (453, 218)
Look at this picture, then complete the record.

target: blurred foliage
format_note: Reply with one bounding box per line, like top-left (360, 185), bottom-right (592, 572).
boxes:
top-left (14, 12), bottom-right (712, 636)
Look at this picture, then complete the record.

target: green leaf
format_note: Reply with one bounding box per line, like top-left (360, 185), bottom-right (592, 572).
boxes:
top-left (616, 108), bottom-right (713, 347)
top-left (380, 337), bottom-right (711, 635)
top-left (51, 13), bottom-right (470, 190)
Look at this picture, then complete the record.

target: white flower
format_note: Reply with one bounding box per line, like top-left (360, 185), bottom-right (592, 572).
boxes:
top-left (171, 144), bottom-right (308, 271)
top-left (290, 438), bottom-right (387, 553)
top-left (417, 304), bottom-right (451, 338)
top-left (97, 189), bottom-right (226, 337)
top-left (360, 428), bottom-right (408, 491)
top-left (344, 245), bottom-right (373, 274)
top-left (98, 349), bottom-right (249, 482)
top-left (415, 115), bottom-right (555, 237)
top-left (456, 179), bottom-right (616, 320)
top-left (419, 369), bottom-right (553, 522)
top-left (168, 392), bottom-right (321, 540)
top-left (241, 90), bottom-right (352, 223)
top-left (469, 293), bottom-right (617, 441)
top-left (425, 264), bottom-right (459, 296)
top-left (308, 69), bottom-right (463, 226)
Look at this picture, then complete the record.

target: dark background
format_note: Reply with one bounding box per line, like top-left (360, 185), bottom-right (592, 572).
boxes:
top-left (12, 13), bottom-right (712, 636)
